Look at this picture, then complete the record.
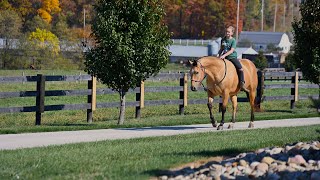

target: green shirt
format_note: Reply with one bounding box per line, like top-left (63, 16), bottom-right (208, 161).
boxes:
top-left (221, 37), bottom-right (237, 59)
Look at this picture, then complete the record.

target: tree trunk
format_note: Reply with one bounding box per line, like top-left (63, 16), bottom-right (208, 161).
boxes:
top-left (117, 90), bottom-right (126, 125)
top-left (179, 8), bottom-right (182, 38)
top-left (318, 85), bottom-right (320, 113)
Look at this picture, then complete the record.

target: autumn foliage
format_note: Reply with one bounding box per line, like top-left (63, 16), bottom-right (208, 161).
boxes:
top-left (163, 0), bottom-right (245, 38)
top-left (0, 0), bottom-right (296, 40)
top-left (37, 0), bottom-right (61, 23)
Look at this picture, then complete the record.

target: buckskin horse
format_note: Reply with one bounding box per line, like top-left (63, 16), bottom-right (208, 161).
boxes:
top-left (189, 57), bottom-right (258, 130)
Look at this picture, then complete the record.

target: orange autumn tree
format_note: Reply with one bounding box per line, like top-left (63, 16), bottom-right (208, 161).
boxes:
top-left (224, 0), bottom-right (237, 28)
top-left (38, 0), bottom-right (61, 23)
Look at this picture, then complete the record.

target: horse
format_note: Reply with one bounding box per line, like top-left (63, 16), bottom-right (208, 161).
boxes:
top-left (189, 56), bottom-right (258, 130)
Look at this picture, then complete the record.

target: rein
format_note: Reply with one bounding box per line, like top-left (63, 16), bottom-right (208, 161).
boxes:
top-left (215, 59), bottom-right (227, 85)
top-left (191, 59), bottom-right (227, 91)
top-left (191, 61), bottom-right (208, 91)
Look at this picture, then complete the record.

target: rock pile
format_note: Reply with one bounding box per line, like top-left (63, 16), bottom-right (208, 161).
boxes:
top-left (158, 141), bottom-right (320, 180)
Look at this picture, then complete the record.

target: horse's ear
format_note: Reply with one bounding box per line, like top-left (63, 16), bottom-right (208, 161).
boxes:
top-left (189, 60), bottom-right (197, 66)
top-left (192, 60), bottom-right (198, 66)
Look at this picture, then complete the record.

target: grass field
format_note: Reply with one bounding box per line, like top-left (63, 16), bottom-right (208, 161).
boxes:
top-left (0, 66), bottom-right (319, 134)
top-left (0, 125), bottom-right (319, 179)
top-left (0, 63), bottom-right (189, 77)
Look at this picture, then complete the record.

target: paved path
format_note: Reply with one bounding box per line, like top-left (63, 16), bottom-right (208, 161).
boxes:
top-left (0, 117), bottom-right (319, 150)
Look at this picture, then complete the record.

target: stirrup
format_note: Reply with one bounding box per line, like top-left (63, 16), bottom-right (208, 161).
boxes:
top-left (240, 82), bottom-right (249, 93)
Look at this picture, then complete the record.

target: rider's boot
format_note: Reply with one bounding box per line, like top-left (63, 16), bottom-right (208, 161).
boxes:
top-left (239, 70), bottom-right (250, 93)
top-left (240, 81), bottom-right (249, 93)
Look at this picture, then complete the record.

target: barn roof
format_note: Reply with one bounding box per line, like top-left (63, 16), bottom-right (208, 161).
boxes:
top-left (239, 31), bottom-right (285, 45)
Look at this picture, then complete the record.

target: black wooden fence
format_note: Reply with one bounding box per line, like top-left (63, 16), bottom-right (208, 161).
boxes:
top-left (0, 71), bottom-right (318, 125)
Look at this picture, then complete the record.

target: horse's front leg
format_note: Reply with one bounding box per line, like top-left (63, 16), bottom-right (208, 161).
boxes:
top-left (207, 96), bottom-right (217, 127)
top-left (218, 93), bottom-right (229, 130)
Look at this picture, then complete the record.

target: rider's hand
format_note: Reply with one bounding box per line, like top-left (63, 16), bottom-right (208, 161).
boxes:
top-left (220, 55), bottom-right (226, 59)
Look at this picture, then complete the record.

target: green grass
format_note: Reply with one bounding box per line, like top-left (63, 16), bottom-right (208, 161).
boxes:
top-left (0, 89), bottom-right (318, 134)
top-left (0, 125), bottom-right (319, 179)
top-left (0, 63), bottom-right (189, 77)
top-left (0, 69), bottom-right (86, 76)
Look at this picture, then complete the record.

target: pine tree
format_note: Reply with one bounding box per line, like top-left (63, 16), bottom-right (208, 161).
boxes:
top-left (292, 0), bottom-right (320, 86)
top-left (254, 51), bottom-right (268, 70)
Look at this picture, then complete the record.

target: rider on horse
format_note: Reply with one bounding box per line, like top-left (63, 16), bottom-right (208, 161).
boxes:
top-left (217, 26), bottom-right (249, 93)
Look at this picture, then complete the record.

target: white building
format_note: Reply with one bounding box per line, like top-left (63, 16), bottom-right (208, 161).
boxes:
top-left (238, 31), bottom-right (293, 54)
top-left (236, 47), bottom-right (258, 59)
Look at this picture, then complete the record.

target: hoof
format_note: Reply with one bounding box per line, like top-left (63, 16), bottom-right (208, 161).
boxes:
top-left (211, 121), bottom-right (217, 127)
top-left (217, 124), bottom-right (224, 130)
top-left (228, 123), bottom-right (234, 129)
top-left (248, 122), bottom-right (254, 128)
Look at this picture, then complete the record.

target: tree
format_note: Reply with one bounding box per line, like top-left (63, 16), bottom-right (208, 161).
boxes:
top-left (85, 0), bottom-right (171, 125)
top-left (163, 0), bottom-right (184, 38)
top-left (0, 10), bottom-right (22, 39)
top-left (52, 14), bottom-right (70, 40)
top-left (254, 51), bottom-right (268, 70)
top-left (243, 0), bottom-right (260, 31)
top-left (266, 43), bottom-right (281, 53)
top-left (29, 28), bottom-right (60, 53)
top-left (0, 10), bottom-right (22, 69)
top-left (292, 0), bottom-right (320, 86)
top-left (163, 0), bottom-right (226, 39)
top-left (224, 0), bottom-right (237, 28)
top-left (0, 0), bottom-right (13, 11)
top-left (27, 28), bottom-right (60, 69)
top-left (284, 51), bottom-right (296, 72)
top-left (37, 0), bottom-right (61, 23)
top-left (24, 15), bottom-right (51, 33)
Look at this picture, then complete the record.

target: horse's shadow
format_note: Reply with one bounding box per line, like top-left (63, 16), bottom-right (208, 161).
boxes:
top-left (117, 126), bottom-right (210, 131)
top-left (264, 110), bottom-right (293, 113)
top-left (310, 97), bottom-right (320, 110)
top-left (46, 123), bottom-right (95, 127)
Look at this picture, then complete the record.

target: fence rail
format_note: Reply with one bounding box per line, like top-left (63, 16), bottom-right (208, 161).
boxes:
top-left (0, 71), bottom-right (318, 125)
top-left (172, 39), bottom-right (212, 46)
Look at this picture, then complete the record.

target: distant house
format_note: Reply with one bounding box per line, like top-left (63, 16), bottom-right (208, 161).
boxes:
top-left (238, 31), bottom-right (292, 54)
top-left (236, 47), bottom-right (258, 59)
top-left (168, 45), bottom-right (209, 62)
top-left (168, 38), bottom-right (222, 62)
top-left (168, 43), bottom-right (258, 63)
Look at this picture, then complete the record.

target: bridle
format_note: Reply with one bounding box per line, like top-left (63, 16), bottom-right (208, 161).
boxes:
top-left (191, 61), bottom-right (208, 90)
top-left (191, 59), bottom-right (227, 91)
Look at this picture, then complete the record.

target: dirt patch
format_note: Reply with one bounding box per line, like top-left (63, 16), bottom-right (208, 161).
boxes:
top-left (150, 156), bottom-right (231, 180)
top-left (170, 156), bottom-right (227, 170)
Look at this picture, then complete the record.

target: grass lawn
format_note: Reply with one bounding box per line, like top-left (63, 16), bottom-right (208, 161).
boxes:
top-left (0, 95), bottom-right (319, 134)
top-left (0, 63), bottom-right (189, 77)
top-left (0, 125), bottom-right (319, 179)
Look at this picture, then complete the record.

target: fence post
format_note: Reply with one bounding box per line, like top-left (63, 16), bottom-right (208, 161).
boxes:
top-left (255, 70), bottom-right (264, 111)
top-left (135, 81), bottom-right (144, 118)
top-left (87, 76), bottom-right (96, 123)
top-left (179, 73), bottom-right (188, 115)
top-left (290, 71), bottom-right (299, 109)
top-left (35, 74), bottom-right (45, 125)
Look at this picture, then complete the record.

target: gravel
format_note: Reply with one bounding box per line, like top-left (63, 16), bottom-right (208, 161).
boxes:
top-left (158, 141), bottom-right (320, 180)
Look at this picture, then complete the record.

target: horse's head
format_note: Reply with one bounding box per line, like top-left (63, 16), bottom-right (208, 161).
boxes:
top-left (189, 60), bottom-right (206, 91)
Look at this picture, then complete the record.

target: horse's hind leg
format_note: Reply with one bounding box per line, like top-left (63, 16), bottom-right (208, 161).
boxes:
top-left (207, 96), bottom-right (217, 127)
top-left (248, 91), bottom-right (256, 128)
top-left (228, 95), bottom-right (237, 129)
